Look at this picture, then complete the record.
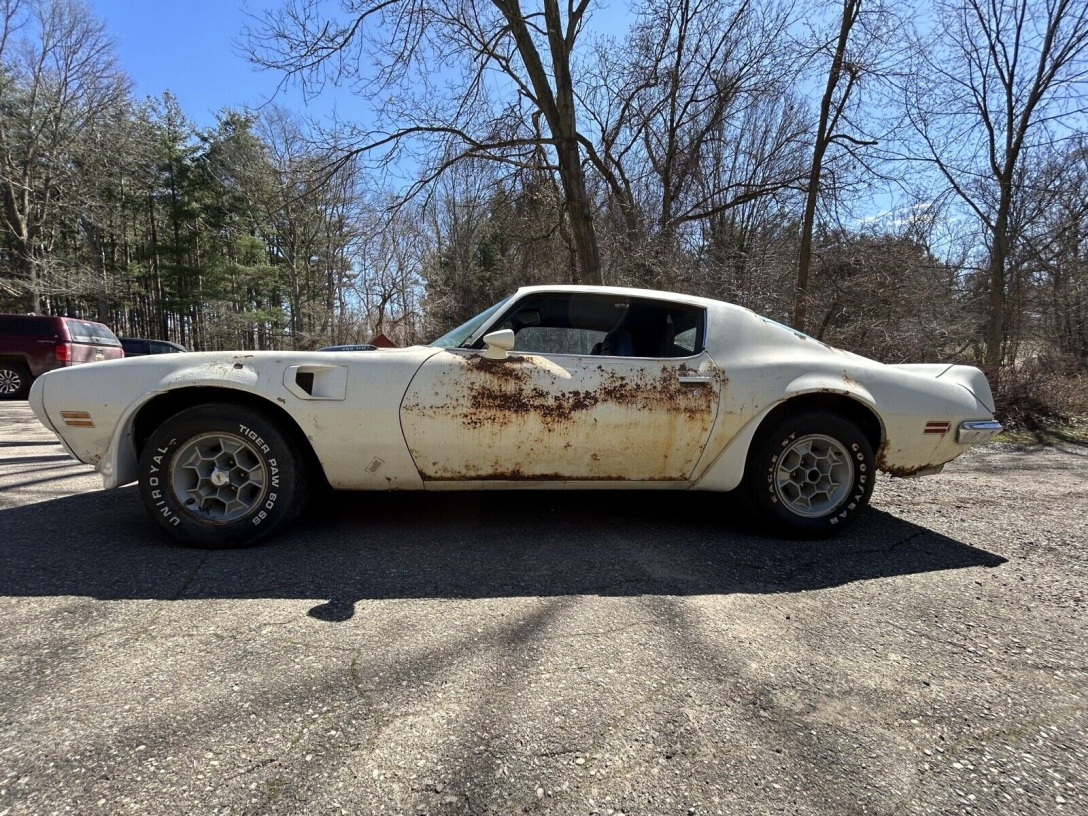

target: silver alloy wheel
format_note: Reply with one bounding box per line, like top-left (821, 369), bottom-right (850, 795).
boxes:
top-left (774, 433), bottom-right (854, 518)
top-left (0, 367), bottom-right (22, 395)
top-left (169, 432), bottom-right (268, 523)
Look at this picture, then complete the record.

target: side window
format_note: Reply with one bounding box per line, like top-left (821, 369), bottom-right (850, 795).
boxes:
top-left (512, 327), bottom-right (606, 355)
top-left (488, 294), bottom-right (705, 358)
top-left (674, 327), bottom-right (698, 354)
top-left (0, 316), bottom-right (54, 336)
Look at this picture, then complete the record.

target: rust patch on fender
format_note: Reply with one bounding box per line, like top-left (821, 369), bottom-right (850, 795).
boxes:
top-left (876, 438), bottom-right (944, 477)
top-left (880, 460), bottom-right (945, 477)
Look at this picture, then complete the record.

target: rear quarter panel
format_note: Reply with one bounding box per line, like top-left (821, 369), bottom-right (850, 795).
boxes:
top-left (692, 306), bottom-right (996, 489)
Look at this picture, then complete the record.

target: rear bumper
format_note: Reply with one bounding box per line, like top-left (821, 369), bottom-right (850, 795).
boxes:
top-left (957, 419), bottom-right (1002, 445)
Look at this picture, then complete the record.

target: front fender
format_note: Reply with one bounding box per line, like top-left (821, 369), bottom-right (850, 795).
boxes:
top-left (78, 347), bottom-right (439, 492)
top-left (98, 364), bottom-right (266, 489)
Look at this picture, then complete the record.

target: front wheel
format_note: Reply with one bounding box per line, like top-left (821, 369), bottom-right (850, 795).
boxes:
top-left (138, 403), bottom-right (311, 548)
top-left (745, 411), bottom-right (875, 537)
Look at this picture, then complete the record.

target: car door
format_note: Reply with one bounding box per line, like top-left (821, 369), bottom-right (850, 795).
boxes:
top-left (400, 293), bottom-right (721, 483)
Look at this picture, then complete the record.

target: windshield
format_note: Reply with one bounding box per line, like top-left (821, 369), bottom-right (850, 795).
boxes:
top-left (429, 296), bottom-right (511, 348)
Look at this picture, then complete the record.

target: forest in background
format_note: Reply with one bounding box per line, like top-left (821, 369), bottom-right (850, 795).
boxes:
top-left (1, 0), bottom-right (1086, 425)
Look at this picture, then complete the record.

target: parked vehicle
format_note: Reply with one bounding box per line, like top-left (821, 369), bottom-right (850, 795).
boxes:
top-left (28, 285), bottom-right (1002, 547)
top-left (121, 338), bottom-right (189, 357)
top-left (1, 313), bottom-right (124, 400)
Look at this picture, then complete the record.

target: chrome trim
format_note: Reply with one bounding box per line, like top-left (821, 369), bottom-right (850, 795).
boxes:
top-left (958, 419), bottom-right (1003, 444)
top-left (678, 375), bottom-right (712, 384)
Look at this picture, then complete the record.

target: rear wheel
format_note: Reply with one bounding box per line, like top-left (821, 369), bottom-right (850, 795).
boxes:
top-left (746, 410), bottom-right (875, 537)
top-left (0, 361), bottom-right (30, 400)
top-left (138, 403), bottom-right (311, 548)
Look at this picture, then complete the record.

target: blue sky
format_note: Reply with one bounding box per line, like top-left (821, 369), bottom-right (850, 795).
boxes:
top-left (91, 0), bottom-right (327, 125)
top-left (88, 1), bottom-right (908, 226)
top-left (90, 0), bottom-right (634, 128)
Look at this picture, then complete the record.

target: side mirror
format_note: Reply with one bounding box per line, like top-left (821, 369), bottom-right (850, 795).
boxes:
top-left (482, 329), bottom-right (515, 359)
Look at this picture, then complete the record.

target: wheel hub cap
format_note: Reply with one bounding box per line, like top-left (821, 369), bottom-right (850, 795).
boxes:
top-left (774, 434), bottom-right (854, 518)
top-left (169, 433), bottom-right (268, 523)
top-left (0, 370), bottom-right (21, 394)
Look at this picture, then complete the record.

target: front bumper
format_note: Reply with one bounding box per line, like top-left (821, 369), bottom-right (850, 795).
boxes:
top-left (958, 419), bottom-right (1003, 444)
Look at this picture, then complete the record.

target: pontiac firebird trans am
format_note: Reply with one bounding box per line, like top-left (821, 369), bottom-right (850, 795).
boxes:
top-left (29, 285), bottom-right (1002, 547)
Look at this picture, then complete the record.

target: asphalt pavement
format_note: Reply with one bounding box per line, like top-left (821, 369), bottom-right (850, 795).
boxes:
top-left (0, 401), bottom-right (1085, 815)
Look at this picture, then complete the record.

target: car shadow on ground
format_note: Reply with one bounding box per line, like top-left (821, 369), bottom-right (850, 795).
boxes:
top-left (0, 486), bottom-right (1006, 621)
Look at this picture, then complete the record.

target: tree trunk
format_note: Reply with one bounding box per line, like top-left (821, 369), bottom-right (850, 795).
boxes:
top-left (985, 208), bottom-right (1009, 379)
top-left (794, 0), bottom-right (859, 333)
top-left (555, 140), bottom-right (602, 285)
top-left (794, 164), bottom-right (822, 333)
top-left (22, 252), bottom-right (40, 314)
top-left (502, 0), bottom-right (603, 286)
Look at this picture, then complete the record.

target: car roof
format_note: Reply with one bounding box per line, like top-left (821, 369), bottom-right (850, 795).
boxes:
top-left (1, 313), bottom-right (111, 326)
top-left (512, 284), bottom-right (724, 309)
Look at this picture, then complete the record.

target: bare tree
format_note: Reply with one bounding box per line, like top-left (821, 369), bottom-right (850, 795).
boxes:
top-left (247, 0), bottom-right (606, 284)
top-left (905, 0), bottom-right (1088, 377)
top-left (0, 0), bottom-right (128, 312)
top-left (792, 0), bottom-right (905, 332)
top-left (583, 0), bottom-right (807, 277)
top-left (1020, 137), bottom-right (1088, 366)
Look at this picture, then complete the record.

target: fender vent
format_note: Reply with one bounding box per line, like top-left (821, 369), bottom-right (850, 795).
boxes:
top-left (295, 371), bottom-right (315, 395)
top-left (283, 364), bottom-right (347, 400)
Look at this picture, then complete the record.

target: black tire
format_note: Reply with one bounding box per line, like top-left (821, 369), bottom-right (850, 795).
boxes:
top-left (0, 361), bottom-right (31, 400)
top-left (138, 403), bottom-right (312, 548)
top-left (745, 410), bottom-right (875, 537)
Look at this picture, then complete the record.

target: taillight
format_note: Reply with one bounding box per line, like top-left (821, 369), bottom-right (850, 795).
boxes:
top-left (54, 342), bottom-right (72, 362)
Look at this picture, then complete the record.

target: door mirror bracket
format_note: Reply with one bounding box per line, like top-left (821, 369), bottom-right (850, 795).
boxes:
top-left (481, 329), bottom-right (515, 360)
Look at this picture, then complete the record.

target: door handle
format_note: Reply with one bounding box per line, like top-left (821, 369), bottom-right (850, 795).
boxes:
top-left (677, 375), bottom-right (712, 384)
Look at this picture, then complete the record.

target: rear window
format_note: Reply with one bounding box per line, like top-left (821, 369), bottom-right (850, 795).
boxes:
top-left (65, 319), bottom-right (121, 346)
top-left (0, 315), bottom-right (56, 336)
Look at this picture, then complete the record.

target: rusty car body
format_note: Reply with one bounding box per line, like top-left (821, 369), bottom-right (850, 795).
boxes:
top-left (29, 285), bottom-right (1002, 545)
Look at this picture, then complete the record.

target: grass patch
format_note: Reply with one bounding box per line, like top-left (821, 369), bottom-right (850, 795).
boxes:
top-left (996, 423), bottom-right (1088, 446)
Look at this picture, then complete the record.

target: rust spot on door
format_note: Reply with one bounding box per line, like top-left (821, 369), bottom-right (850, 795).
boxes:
top-left (402, 351), bottom-right (722, 481)
top-left (463, 364), bottom-right (713, 429)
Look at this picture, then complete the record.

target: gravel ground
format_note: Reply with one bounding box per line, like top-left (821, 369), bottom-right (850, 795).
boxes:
top-left (0, 401), bottom-right (1085, 816)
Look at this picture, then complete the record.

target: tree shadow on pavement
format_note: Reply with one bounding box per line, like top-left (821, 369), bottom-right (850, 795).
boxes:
top-left (0, 486), bottom-right (1006, 620)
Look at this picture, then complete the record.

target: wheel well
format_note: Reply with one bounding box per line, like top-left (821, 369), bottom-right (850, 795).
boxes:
top-left (751, 392), bottom-right (884, 457)
top-left (132, 387), bottom-right (328, 485)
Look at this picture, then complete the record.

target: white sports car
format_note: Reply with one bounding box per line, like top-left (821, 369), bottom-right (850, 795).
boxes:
top-left (29, 285), bottom-right (1002, 547)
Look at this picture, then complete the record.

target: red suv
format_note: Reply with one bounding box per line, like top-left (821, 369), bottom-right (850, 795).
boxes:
top-left (0, 314), bottom-right (124, 400)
